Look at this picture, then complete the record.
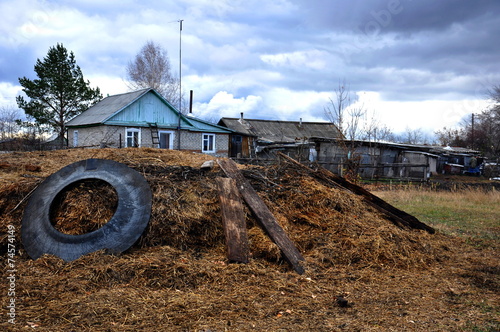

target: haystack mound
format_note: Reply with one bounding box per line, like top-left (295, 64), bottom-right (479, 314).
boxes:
top-left (0, 148), bottom-right (497, 331)
top-left (1, 148), bottom-right (440, 268)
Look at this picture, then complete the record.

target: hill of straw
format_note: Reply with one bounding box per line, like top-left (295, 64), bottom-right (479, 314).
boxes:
top-left (0, 148), bottom-right (498, 331)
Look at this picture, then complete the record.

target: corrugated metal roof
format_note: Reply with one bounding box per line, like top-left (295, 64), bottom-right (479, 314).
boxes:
top-left (67, 89), bottom-right (151, 126)
top-left (185, 116), bottom-right (236, 133)
top-left (309, 137), bottom-right (481, 155)
top-left (429, 146), bottom-right (480, 155)
top-left (219, 118), bottom-right (342, 143)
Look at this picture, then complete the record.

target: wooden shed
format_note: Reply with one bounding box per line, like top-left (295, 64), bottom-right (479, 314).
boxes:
top-left (311, 138), bottom-right (440, 181)
top-left (218, 114), bottom-right (342, 160)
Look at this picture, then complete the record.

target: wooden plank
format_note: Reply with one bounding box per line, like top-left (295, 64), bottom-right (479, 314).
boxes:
top-left (277, 152), bottom-right (435, 234)
top-left (217, 158), bottom-right (305, 274)
top-left (216, 177), bottom-right (250, 263)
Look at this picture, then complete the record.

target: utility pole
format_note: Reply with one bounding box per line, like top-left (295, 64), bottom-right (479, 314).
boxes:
top-left (471, 113), bottom-right (475, 150)
top-left (177, 19), bottom-right (183, 150)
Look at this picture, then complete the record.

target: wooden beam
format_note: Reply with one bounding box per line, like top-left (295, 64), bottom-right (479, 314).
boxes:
top-left (216, 177), bottom-right (250, 263)
top-left (217, 158), bottom-right (305, 274)
top-left (277, 152), bottom-right (435, 234)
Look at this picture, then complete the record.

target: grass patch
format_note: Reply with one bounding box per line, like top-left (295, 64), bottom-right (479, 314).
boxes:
top-left (463, 320), bottom-right (500, 332)
top-left (372, 188), bottom-right (500, 243)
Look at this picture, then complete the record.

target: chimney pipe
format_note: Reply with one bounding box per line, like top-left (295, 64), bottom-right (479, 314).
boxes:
top-left (189, 90), bottom-right (193, 113)
top-left (240, 112), bottom-right (244, 120)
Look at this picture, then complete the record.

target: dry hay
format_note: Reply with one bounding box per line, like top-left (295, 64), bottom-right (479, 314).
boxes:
top-left (0, 148), bottom-right (498, 331)
top-left (50, 179), bottom-right (118, 235)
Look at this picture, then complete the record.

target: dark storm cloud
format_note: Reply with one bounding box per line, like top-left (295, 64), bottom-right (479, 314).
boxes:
top-left (262, 0), bottom-right (500, 101)
top-left (1, 0), bottom-right (499, 131)
top-left (294, 0), bottom-right (500, 33)
top-left (382, 0), bottom-right (500, 33)
top-left (0, 45), bottom-right (38, 82)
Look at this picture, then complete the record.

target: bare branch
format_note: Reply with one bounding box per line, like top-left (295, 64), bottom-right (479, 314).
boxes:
top-left (126, 40), bottom-right (184, 109)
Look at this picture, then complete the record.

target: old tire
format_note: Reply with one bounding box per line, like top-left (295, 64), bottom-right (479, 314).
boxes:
top-left (21, 158), bottom-right (152, 261)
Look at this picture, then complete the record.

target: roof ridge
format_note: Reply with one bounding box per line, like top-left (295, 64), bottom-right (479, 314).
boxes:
top-left (221, 117), bottom-right (333, 124)
top-left (105, 88), bottom-right (151, 98)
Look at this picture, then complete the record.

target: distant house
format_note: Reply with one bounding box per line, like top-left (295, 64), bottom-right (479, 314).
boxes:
top-left (42, 135), bottom-right (67, 150)
top-left (218, 113), bottom-right (343, 159)
top-left (66, 88), bottom-right (233, 156)
top-left (430, 145), bottom-right (483, 175)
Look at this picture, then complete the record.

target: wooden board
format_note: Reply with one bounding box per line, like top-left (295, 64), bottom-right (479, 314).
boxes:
top-left (216, 177), bottom-right (250, 263)
top-left (277, 152), bottom-right (435, 234)
top-left (217, 158), bottom-right (305, 274)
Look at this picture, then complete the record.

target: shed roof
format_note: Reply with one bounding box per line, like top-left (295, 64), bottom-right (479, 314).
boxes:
top-left (310, 137), bottom-right (480, 155)
top-left (218, 117), bottom-right (342, 143)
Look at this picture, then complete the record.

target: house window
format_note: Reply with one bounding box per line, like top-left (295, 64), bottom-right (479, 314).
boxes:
top-left (73, 130), bottom-right (78, 147)
top-left (126, 128), bottom-right (140, 147)
top-left (202, 133), bottom-right (215, 153)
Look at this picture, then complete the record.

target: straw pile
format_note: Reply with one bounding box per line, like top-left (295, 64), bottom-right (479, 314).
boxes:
top-left (0, 148), bottom-right (498, 331)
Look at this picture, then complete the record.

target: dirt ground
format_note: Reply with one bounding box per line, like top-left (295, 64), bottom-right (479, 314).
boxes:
top-left (0, 148), bottom-right (498, 331)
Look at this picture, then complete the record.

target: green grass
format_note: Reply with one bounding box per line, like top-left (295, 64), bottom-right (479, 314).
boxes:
top-left (374, 187), bottom-right (500, 332)
top-left (373, 188), bottom-right (500, 242)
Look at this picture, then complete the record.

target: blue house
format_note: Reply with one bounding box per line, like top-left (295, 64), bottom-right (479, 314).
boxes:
top-left (66, 88), bottom-right (233, 156)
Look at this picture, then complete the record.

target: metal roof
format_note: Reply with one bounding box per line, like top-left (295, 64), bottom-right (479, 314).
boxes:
top-left (309, 137), bottom-right (481, 155)
top-left (429, 146), bottom-right (480, 155)
top-left (219, 117), bottom-right (342, 143)
top-left (66, 88), bottom-right (233, 134)
top-left (66, 88), bottom-right (151, 126)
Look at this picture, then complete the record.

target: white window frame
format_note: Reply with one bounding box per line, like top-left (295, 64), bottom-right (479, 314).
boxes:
top-left (202, 133), bottom-right (216, 153)
top-left (73, 130), bottom-right (78, 147)
top-left (158, 130), bottom-right (175, 149)
top-left (126, 128), bottom-right (141, 147)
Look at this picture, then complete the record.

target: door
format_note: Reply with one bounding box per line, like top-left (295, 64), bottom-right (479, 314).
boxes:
top-left (159, 132), bottom-right (171, 149)
top-left (231, 135), bottom-right (242, 157)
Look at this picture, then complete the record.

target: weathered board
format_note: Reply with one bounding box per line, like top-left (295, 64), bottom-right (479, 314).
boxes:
top-left (216, 177), bottom-right (250, 263)
top-left (277, 152), bottom-right (435, 234)
top-left (217, 158), bottom-right (305, 274)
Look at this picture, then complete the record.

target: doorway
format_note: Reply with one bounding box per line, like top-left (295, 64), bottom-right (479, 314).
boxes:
top-left (159, 131), bottom-right (174, 149)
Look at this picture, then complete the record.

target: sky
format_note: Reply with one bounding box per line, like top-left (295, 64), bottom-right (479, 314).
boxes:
top-left (1, 0), bottom-right (499, 138)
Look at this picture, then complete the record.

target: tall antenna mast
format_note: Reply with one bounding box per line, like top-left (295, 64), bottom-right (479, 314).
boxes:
top-left (179, 19), bottom-right (183, 112)
top-left (177, 19), bottom-right (183, 150)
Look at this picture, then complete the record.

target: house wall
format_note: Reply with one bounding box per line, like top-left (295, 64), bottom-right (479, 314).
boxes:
top-left (68, 125), bottom-right (229, 156)
top-left (68, 126), bottom-right (122, 148)
top-left (179, 131), bottom-right (229, 156)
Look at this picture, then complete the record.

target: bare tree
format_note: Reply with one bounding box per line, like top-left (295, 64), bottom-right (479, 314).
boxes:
top-left (360, 110), bottom-right (395, 142)
top-left (488, 84), bottom-right (500, 103)
top-left (324, 80), bottom-right (367, 180)
top-left (435, 127), bottom-right (462, 146)
top-left (324, 80), bottom-right (368, 141)
top-left (473, 107), bottom-right (500, 157)
top-left (396, 127), bottom-right (431, 145)
top-left (0, 106), bottom-right (22, 140)
top-left (325, 80), bottom-right (352, 136)
top-left (126, 41), bottom-right (182, 108)
top-left (344, 105), bottom-right (365, 141)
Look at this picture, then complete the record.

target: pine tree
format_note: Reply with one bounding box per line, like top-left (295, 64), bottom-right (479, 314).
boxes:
top-left (17, 43), bottom-right (102, 147)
